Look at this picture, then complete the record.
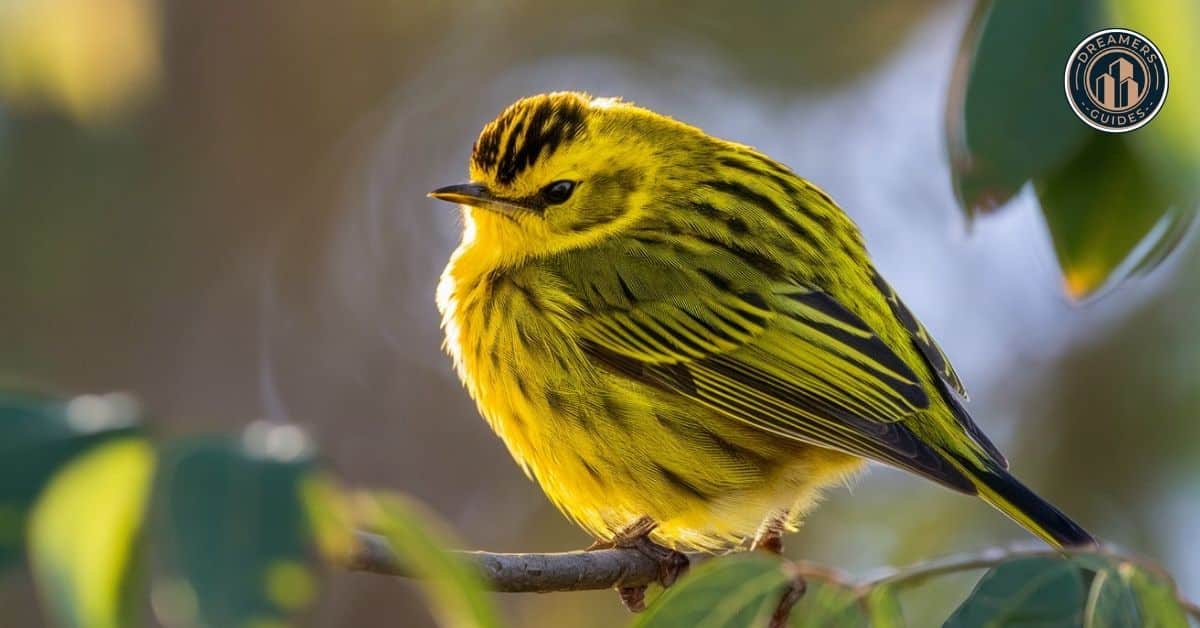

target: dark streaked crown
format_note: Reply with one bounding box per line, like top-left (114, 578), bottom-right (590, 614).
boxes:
top-left (471, 93), bottom-right (589, 186)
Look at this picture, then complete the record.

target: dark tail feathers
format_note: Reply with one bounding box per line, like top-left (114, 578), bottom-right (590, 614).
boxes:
top-left (964, 458), bottom-right (1096, 549)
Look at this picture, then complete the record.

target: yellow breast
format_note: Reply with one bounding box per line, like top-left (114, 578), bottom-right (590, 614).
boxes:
top-left (436, 238), bottom-right (590, 491)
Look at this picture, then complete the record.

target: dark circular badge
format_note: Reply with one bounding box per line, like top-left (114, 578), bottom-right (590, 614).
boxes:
top-left (1065, 28), bottom-right (1168, 133)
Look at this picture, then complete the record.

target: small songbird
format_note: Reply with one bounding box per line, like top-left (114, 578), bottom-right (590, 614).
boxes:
top-left (431, 93), bottom-right (1093, 569)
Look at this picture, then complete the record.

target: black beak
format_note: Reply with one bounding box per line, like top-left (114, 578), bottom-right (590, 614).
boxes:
top-left (428, 183), bottom-right (492, 205)
top-left (428, 183), bottom-right (530, 216)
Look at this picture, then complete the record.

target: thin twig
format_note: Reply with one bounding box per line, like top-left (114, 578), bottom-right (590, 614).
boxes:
top-left (1180, 598), bottom-right (1200, 621)
top-left (856, 540), bottom-right (1057, 591)
top-left (854, 540), bottom-right (1200, 621)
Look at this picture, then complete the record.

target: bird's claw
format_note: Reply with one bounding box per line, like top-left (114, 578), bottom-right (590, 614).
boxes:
top-left (611, 518), bottom-right (689, 588)
top-left (594, 517), bottom-right (690, 612)
top-left (617, 585), bottom-right (647, 612)
top-left (622, 537), bottom-right (689, 588)
top-left (752, 527), bottom-right (784, 555)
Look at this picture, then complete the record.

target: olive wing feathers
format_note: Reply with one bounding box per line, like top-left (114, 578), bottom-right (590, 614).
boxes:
top-left (576, 274), bottom-right (975, 493)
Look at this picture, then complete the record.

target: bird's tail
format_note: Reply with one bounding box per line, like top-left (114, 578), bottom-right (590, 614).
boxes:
top-left (955, 456), bottom-right (1096, 549)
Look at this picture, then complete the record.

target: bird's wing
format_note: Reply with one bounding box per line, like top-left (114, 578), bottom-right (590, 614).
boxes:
top-left (867, 269), bottom-right (1007, 467)
top-left (868, 270), bottom-right (968, 398)
top-left (577, 277), bottom-right (976, 493)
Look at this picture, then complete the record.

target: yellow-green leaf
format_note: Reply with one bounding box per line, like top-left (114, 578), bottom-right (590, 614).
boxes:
top-left (298, 473), bottom-right (356, 565)
top-left (1, 390), bottom-right (142, 570)
top-left (1034, 133), bottom-right (1193, 300)
top-left (790, 581), bottom-right (870, 628)
top-left (635, 553), bottom-right (790, 628)
top-left (1121, 563), bottom-right (1189, 628)
top-left (1107, 0), bottom-right (1200, 202)
top-left (357, 493), bottom-right (501, 628)
top-left (28, 438), bottom-right (156, 628)
top-left (0, 0), bottom-right (161, 124)
top-left (865, 585), bottom-right (904, 628)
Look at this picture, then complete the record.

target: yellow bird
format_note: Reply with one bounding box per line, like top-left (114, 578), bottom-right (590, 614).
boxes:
top-left (432, 93), bottom-right (1093, 567)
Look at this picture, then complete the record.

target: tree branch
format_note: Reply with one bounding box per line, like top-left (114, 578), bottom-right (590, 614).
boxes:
top-left (348, 531), bottom-right (695, 593)
top-left (349, 532), bottom-right (1200, 621)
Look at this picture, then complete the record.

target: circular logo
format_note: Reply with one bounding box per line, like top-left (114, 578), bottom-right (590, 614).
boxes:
top-left (1065, 28), bottom-right (1168, 133)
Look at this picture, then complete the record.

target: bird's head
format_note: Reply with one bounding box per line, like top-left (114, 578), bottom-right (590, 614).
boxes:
top-left (431, 92), bottom-right (702, 263)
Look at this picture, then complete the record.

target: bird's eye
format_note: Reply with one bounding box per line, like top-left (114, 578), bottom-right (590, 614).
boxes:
top-left (541, 180), bottom-right (576, 204)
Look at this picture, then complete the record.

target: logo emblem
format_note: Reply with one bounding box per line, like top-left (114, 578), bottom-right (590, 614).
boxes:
top-left (1065, 28), bottom-right (1168, 133)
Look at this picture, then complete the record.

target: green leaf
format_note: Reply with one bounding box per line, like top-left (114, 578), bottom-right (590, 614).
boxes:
top-left (1122, 564), bottom-right (1189, 628)
top-left (948, 0), bottom-right (1199, 298)
top-left (947, 0), bottom-right (1096, 216)
top-left (789, 581), bottom-right (869, 627)
top-left (865, 585), bottom-right (905, 628)
top-left (27, 438), bottom-right (156, 628)
top-left (1034, 133), bottom-right (1194, 300)
top-left (1107, 0), bottom-right (1200, 202)
top-left (635, 553), bottom-right (791, 628)
top-left (1082, 563), bottom-right (1141, 628)
top-left (298, 473), bottom-right (357, 565)
top-left (357, 493), bottom-right (501, 628)
top-left (1071, 553), bottom-right (1190, 628)
top-left (948, 553), bottom-right (1190, 628)
top-left (0, 391), bottom-right (142, 570)
top-left (945, 556), bottom-right (1087, 628)
top-left (150, 423), bottom-right (321, 628)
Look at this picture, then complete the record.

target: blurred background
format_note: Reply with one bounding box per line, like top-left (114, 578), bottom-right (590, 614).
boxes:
top-left (1, 0), bottom-right (1197, 626)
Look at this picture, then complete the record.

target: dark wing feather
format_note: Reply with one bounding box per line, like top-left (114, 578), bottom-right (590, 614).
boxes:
top-left (869, 270), bottom-right (967, 397)
top-left (868, 269), bottom-right (1007, 467)
top-left (577, 280), bottom-right (976, 493)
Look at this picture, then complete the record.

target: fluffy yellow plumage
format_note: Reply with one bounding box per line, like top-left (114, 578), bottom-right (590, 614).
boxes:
top-left (433, 92), bottom-right (1093, 552)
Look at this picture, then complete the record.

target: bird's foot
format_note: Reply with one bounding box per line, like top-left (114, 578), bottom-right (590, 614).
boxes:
top-left (612, 517), bottom-right (690, 588)
top-left (594, 516), bottom-right (690, 612)
top-left (751, 525), bottom-right (784, 555)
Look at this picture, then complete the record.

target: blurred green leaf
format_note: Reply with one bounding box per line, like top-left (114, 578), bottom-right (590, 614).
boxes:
top-left (947, 0), bottom-right (1096, 215)
top-left (1123, 564), bottom-right (1189, 628)
top-left (1069, 553), bottom-right (1191, 628)
top-left (789, 581), bottom-right (867, 627)
top-left (634, 553), bottom-right (790, 628)
top-left (0, 0), bottom-right (161, 124)
top-left (1108, 0), bottom-right (1200, 202)
top-left (357, 493), bottom-right (501, 628)
top-left (943, 553), bottom-right (1193, 627)
top-left (1089, 572), bottom-right (1141, 628)
top-left (945, 557), bottom-right (1086, 627)
top-left (865, 585), bottom-right (904, 628)
top-left (151, 423), bottom-right (321, 628)
top-left (948, 0), bottom-right (1199, 299)
top-left (298, 474), bottom-right (357, 566)
top-left (1082, 563), bottom-right (1140, 628)
top-left (786, 581), bottom-right (903, 628)
top-left (28, 438), bottom-right (155, 628)
top-left (0, 390), bottom-right (142, 570)
top-left (1034, 133), bottom-right (1194, 300)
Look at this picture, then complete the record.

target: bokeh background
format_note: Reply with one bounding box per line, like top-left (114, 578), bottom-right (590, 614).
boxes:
top-left (1, 0), bottom-right (1197, 626)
